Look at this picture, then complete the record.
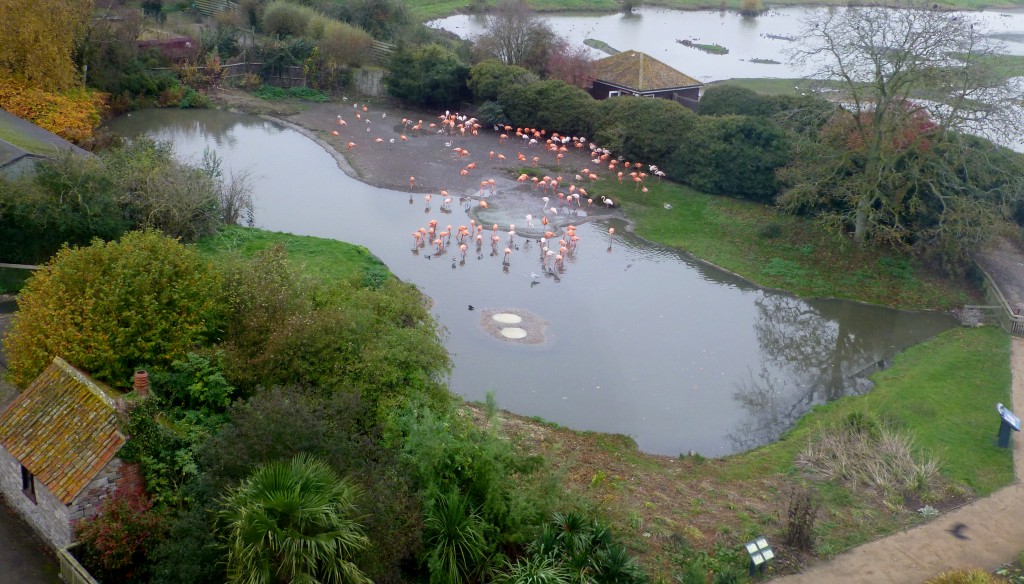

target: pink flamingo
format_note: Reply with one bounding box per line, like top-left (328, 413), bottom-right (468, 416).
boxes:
top-left (503, 247), bottom-right (511, 264)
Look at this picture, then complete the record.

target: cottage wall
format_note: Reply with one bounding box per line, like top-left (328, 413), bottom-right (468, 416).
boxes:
top-left (69, 458), bottom-right (144, 524)
top-left (0, 447), bottom-right (72, 549)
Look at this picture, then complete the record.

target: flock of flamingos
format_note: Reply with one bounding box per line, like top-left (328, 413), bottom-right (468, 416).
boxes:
top-left (330, 101), bottom-right (667, 278)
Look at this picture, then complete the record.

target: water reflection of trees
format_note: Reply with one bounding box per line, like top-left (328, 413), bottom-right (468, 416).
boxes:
top-left (727, 294), bottom-right (886, 450)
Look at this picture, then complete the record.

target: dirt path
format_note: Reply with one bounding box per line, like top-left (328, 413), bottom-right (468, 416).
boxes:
top-left (772, 336), bottom-right (1024, 583)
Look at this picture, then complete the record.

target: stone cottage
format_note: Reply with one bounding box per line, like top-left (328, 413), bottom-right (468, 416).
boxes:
top-left (0, 356), bottom-right (143, 550)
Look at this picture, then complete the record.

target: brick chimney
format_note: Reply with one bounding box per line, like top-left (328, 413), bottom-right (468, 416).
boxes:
top-left (133, 370), bottom-right (150, 397)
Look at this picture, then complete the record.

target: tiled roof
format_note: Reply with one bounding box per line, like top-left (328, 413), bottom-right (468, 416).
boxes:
top-left (0, 357), bottom-right (125, 504)
top-left (592, 50), bottom-right (702, 92)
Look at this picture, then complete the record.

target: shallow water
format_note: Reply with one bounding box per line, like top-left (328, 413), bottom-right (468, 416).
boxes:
top-left (428, 6), bottom-right (1024, 83)
top-left (105, 109), bottom-right (957, 457)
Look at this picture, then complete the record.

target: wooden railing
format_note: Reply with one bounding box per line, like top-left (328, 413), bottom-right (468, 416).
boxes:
top-left (58, 544), bottom-right (99, 584)
top-left (977, 265), bottom-right (1024, 336)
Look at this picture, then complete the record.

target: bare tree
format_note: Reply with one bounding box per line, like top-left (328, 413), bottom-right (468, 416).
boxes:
top-left (474, 0), bottom-right (557, 72)
top-left (779, 1), bottom-right (1024, 269)
top-left (544, 40), bottom-right (594, 89)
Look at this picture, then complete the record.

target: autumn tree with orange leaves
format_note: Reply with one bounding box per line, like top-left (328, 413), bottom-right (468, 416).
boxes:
top-left (0, 0), bottom-right (94, 90)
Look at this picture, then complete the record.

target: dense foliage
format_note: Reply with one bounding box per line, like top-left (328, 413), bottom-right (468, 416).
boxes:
top-left (0, 0), bottom-right (93, 91)
top-left (0, 139), bottom-right (225, 264)
top-left (4, 230), bottom-right (227, 388)
top-left (498, 79), bottom-right (597, 139)
top-left (213, 244), bottom-right (451, 411)
top-left (74, 489), bottom-right (167, 584)
top-left (219, 454), bottom-right (372, 584)
top-left (667, 114), bottom-right (791, 202)
top-left (468, 59), bottom-right (536, 103)
top-left (592, 97), bottom-right (697, 169)
top-left (386, 44), bottom-right (471, 109)
top-left (0, 75), bottom-right (106, 144)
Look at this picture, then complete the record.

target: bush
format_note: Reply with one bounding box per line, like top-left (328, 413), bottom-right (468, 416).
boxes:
top-left (498, 79), bottom-right (597, 139)
top-left (666, 114), bottom-right (791, 202)
top-left (213, 244), bottom-right (451, 412)
top-left (593, 96), bottom-right (697, 168)
top-left (74, 489), bottom-right (166, 584)
top-left (386, 44), bottom-right (470, 109)
top-left (102, 138), bottom-right (221, 240)
top-left (4, 230), bottom-right (227, 388)
top-left (476, 100), bottom-right (510, 128)
top-left (783, 485), bottom-right (820, 551)
top-left (0, 75), bottom-right (106, 144)
top-left (317, 19), bottom-right (373, 68)
top-left (468, 60), bottom-right (535, 103)
top-left (261, 1), bottom-right (314, 37)
top-left (0, 155), bottom-right (128, 264)
top-left (0, 138), bottom-right (223, 264)
top-left (926, 569), bottom-right (1008, 584)
top-left (147, 505), bottom-right (225, 584)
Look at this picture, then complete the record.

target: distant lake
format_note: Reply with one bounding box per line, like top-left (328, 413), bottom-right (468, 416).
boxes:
top-left (429, 6), bottom-right (1024, 82)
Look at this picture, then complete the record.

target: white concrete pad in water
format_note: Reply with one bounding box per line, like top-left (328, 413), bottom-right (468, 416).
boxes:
top-left (492, 313), bottom-right (523, 324)
top-left (499, 327), bottom-right (528, 339)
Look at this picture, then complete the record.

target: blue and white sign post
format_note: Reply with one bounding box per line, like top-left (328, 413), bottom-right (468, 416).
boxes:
top-left (997, 403), bottom-right (1020, 448)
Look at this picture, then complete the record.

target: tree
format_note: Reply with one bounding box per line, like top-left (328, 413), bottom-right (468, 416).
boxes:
top-left (544, 41), bottom-right (593, 89)
top-left (4, 230), bottom-right (226, 388)
top-left (474, 0), bottom-right (558, 73)
top-left (0, 0), bottom-right (93, 90)
top-left (219, 454), bottom-right (371, 584)
top-left (781, 1), bottom-right (1024, 267)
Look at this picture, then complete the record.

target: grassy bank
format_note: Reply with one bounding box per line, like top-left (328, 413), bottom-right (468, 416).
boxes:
top-left (498, 326), bottom-right (1013, 574)
top-left (590, 177), bottom-right (976, 309)
top-left (194, 225), bottom-right (388, 284)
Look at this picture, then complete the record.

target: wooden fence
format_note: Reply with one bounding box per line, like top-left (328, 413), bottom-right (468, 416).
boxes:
top-left (370, 40), bottom-right (394, 65)
top-left (58, 544), bottom-right (99, 584)
top-left (977, 265), bottom-right (1024, 336)
top-left (149, 61), bottom-right (307, 88)
top-left (193, 0), bottom-right (237, 16)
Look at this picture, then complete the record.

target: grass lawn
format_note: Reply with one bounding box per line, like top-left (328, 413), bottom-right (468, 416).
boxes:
top-left (590, 177), bottom-right (975, 310)
top-left (194, 225), bottom-right (388, 284)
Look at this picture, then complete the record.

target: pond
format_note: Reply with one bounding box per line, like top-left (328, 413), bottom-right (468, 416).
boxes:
top-left (105, 109), bottom-right (957, 457)
top-left (428, 6), bottom-right (1024, 83)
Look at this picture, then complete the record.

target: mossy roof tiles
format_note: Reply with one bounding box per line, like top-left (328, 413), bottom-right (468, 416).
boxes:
top-left (0, 357), bottom-right (125, 504)
top-left (592, 50), bottom-right (702, 92)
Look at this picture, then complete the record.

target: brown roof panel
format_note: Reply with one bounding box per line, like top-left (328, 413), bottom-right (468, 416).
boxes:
top-left (592, 50), bottom-right (702, 92)
top-left (0, 357), bottom-right (125, 504)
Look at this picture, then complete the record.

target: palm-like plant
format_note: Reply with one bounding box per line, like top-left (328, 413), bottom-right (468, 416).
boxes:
top-left (532, 512), bottom-right (648, 584)
top-left (424, 489), bottom-right (490, 584)
top-left (496, 555), bottom-right (571, 584)
top-left (219, 454), bottom-right (371, 584)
